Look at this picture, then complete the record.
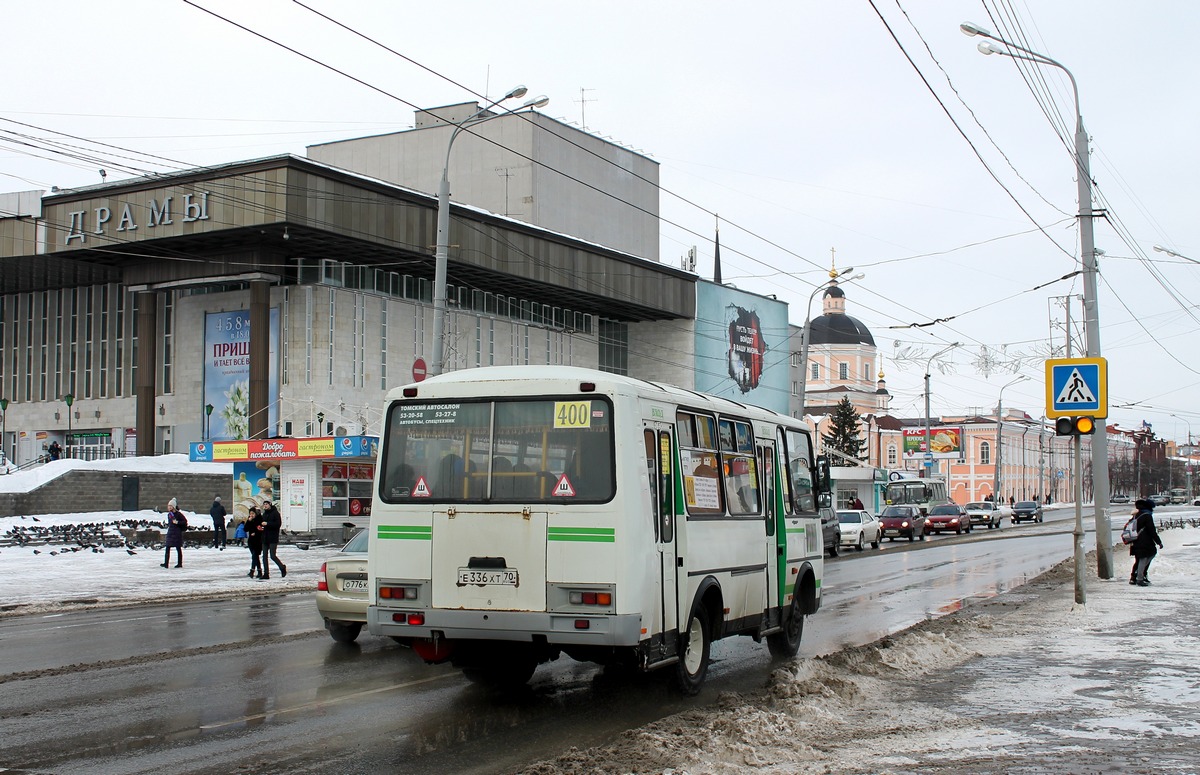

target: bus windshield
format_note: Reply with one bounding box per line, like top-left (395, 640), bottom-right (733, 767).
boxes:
top-left (379, 397), bottom-right (614, 503)
top-left (885, 481), bottom-right (930, 505)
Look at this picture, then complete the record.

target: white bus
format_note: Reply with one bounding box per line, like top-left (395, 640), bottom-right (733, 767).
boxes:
top-left (883, 472), bottom-right (949, 515)
top-left (367, 365), bottom-right (829, 694)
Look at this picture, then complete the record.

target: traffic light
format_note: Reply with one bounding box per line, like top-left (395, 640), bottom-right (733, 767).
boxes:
top-left (1055, 416), bottom-right (1096, 436)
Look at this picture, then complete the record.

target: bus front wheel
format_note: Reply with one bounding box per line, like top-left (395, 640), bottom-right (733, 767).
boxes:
top-left (673, 606), bottom-right (712, 695)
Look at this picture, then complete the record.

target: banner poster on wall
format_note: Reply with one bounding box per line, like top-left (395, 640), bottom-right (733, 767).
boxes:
top-left (693, 282), bottom-right (789, 414)
top-left (902, 427), bottom-right (964, 459)
top-left (203, 309), bottom-right (280, 439)
top-left (231, 460), bottom-right (280, 520)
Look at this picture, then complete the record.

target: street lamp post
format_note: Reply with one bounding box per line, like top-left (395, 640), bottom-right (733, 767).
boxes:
top-left (962, 21), bottom-right (1113, 578)
top-left (1170, 413), bottom-right (1192, 499)
top-left (0, 397), bottom-right (7, 465)
top-left (994, 375), bottom-right (1030, 502)
top-left (923, 343), bottom-right (961, 479)
top-left (64, 393), bottom-right (74, 458)
top-left (430, 86), bottom-right (550, 378)
top-left (796, 268), bottom-right (863, 417)
top-left (205, 403), bottom-right (214, 441)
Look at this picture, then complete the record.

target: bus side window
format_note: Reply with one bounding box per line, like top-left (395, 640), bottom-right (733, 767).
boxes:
top-left (644, 430), bottom-right (659, 540)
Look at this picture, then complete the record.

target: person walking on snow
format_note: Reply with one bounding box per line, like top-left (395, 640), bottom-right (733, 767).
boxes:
top-left (210, 495), bottom-right (227, 550)
top-left (245, 506), bottom-right (265, 578)
top-left (161, 499), bottom-right (187, 568)
top-left (1129, 498), bottom-right (1163, 587)
top-left (259, 500), bottom-right (286, 579)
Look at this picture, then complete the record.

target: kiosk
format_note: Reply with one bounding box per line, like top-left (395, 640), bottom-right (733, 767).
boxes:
top-left (190, 436), bottom-right (379, 536)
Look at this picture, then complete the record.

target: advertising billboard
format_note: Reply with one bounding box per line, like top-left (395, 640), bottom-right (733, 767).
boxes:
top-left (693, 282), bottom-right (789, 414)
top-left (902, 427), bottom-right (964, 459)
top-left (203, 309), bottom-right (280, 440)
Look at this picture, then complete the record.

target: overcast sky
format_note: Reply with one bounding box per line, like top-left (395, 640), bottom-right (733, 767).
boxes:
top-left (4, 1), bottom-right (1197, 440)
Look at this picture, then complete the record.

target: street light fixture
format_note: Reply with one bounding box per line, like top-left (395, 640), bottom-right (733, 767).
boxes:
top-left (961, 21), bottom-right (1114, 579)
top-left (994, 375), bottom-right (1030, 502)
top-left (796, 268), bottom-right (864, 417)
top-left (205, 403), bottom-right (214, 441)
top-left (63, 393), bottom-right (74, 458)
top-left (923, 343), bottom-right (961, 478)
top-left (429, 86), bottom-right (550, 377)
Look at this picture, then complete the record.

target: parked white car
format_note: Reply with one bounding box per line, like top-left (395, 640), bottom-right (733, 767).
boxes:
top-left (837, 509), bottom-right (881, 551)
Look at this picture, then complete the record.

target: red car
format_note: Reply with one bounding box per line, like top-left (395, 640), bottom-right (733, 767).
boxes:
top-left (926, 503), bottom-right (972, 535)
top-left (880, 505), bottom-right (926, 542)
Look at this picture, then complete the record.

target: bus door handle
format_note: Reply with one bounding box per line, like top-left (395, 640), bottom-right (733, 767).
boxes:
top-left (677, 556), bottom-right (684, 568)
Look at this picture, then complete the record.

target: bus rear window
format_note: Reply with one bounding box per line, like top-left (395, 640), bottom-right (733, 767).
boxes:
top-left (380, 398), bottom-right (614, 503)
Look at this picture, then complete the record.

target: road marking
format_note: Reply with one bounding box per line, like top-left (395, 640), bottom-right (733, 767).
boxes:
top-left (197, 673), bottom-right (455, 729)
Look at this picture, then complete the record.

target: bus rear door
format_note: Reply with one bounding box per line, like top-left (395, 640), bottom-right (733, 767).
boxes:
top-left (645, 426), bottom-right (678, 640)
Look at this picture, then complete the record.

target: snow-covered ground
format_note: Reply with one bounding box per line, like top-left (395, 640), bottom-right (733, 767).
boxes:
top-left (6, 457), bottom-right (1199, 772)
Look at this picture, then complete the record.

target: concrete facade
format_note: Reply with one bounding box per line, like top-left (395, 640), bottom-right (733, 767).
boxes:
top-left (308, 105), bottom-right (660, 262)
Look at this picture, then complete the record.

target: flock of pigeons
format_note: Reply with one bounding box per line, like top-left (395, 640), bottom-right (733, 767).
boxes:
top-left (4, 516), bottom-right (177, 556)
top-left (3, 515), bottom-right (323, 556)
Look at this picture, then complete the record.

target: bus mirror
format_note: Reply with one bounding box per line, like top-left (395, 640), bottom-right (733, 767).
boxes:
top-left (815, 455), bottom-right (831, 492)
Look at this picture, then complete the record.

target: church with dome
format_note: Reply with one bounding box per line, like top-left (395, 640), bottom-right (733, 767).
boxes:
top-left (788, 271), bottom-right (890, 421)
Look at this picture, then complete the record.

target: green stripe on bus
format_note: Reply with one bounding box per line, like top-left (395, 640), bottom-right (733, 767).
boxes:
top-left (785, 526), bottom-right (806, 534)
top-left (377, 525), bottom-right (432, 540)
top-left (548, 527), bottom-right (615, 542)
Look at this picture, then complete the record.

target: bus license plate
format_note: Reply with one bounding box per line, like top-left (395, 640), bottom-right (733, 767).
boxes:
top-left (457, 568), bottom-right (518, 586)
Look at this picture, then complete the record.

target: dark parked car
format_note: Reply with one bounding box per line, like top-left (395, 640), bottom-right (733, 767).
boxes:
top-left (820, 507), bottom-right (840, 557)
top-left (926, 503), bottom-right (971, 534)
top-left (880, 505), bottom-right (925, 542)
top-left (1010, 500), bottom-right (1044, 524)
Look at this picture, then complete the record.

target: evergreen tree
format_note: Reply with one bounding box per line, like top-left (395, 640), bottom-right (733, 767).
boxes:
top-left (822, 396), bottom-right (866, 463)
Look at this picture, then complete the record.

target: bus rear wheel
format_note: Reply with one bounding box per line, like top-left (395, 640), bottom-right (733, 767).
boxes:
top-left (767, 595), bottom-right (804, 659)
top-left (673, 606), bottom-right (711, 695)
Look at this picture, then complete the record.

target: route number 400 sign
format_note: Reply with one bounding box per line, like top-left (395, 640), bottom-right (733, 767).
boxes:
top-left (553, 401), bottom-right (592, 429)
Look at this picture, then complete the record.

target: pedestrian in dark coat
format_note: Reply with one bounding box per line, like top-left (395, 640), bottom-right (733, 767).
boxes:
top-left (245, 507), bottom-right (265, 578)
top-left (1129, 499), bottom-right (1163, 586)
top-left (161, 500), bottom-right (187, 568)
top-left (210, 495), bottom-right (228, 550)
top-left (259, 500), bottom-right (286, 579)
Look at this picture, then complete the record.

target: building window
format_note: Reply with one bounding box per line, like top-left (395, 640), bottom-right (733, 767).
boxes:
top-left (864, 362), bottom-right (872, 381)
top-left (980, 441), bottom-right (991, 465)
top-left (791, 380), bottom-right (798, 396)
top-left (839, 363), bottom-right (849, 381)
top-left (810, 363), bottom-right (818, 380)
top-left (791, 353), bottom-right (801, 367)
top-left (598, 319), bottom-right (628, 375)
top-left (160, 291), bottom-right (173, 395)
top-left (887, 444), bottom-right (898, 466)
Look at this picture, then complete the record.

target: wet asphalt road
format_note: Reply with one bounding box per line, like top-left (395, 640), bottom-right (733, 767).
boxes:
top-left (0, 507), bottom-right (1131, 774)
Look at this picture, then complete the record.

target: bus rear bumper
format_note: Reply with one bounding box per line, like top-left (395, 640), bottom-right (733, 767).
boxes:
top-left (368, 606), bottom-right (643, 647)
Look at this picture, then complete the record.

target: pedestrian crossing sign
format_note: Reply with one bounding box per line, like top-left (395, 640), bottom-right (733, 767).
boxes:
top-left (1045, 357), bottom-right (1107, 419)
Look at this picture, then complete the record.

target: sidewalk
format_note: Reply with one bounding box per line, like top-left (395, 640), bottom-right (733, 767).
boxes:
top-left (523, 524), bottom-right (1200, 774)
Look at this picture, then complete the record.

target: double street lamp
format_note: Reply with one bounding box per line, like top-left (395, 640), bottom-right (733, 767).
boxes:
top-left (994, 375), bottom-right (1030, 502)
top-left (795, 268), bottom-right (864, 417)
top-left (961, 21), bottom-right (1113, 578)
top-left (923, 343), bottom-right (961, 477)
top-left (429, 86), bottom-right (550, 378)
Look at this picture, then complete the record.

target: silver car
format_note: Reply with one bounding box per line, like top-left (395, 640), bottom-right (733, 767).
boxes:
top-left (314, 528), bottom-right (369, 643)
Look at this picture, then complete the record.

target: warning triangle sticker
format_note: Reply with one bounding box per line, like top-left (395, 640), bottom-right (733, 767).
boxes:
top-left (412, 476), bottom-right (431, 498)
top-left (1055, 368), bottom-right (1097, 405)
top-left (552, 474), bottom-right (577, 497)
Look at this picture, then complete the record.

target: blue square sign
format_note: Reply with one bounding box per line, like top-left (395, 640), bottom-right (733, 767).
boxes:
top-left (1045, 357), bottom-right (1107, 418)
